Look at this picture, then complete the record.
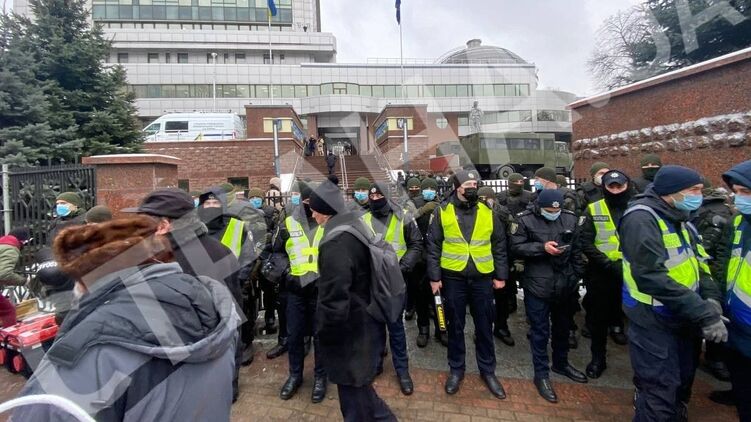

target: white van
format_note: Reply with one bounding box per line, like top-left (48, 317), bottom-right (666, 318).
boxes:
top-left (143, 113), bottom-right (245, 142)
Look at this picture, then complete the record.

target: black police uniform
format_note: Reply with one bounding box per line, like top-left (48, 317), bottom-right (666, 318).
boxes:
top-left (496, 188), bottom-right (533, 315)
top-left (511, 205), bottom-right (586, 388)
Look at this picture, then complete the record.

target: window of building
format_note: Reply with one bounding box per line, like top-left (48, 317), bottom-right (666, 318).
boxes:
top-left (117, 53), bottom-right (128, 63)
top-left (227, 177), bottom-right (249, 191)
top-left (223, 53), bottom-right (229, 63)
top-left (308, 85), bottom-right (320, 96)
top-left (237, 84), bottom-right (252, 98)
top-left (406, 85), bottom-right (419, 98)
top-left (147, 53), bottom-right (159, 63)
top-left (263, 53), bottom-right (272, 64)
top-left (256, 85), bottom-right (270, 98)
top-left (235, 53), bottom-right (246, 63)
top-left (207, 53), bottom-right (216, 64)
top-left (346, 83), bottom-right (359, 95)
top-left (537, 110), bottom-right (569, 122)
top-left (279, 54), bottom-right (285, 64)
top-left (320, 83), bottom-right (333, 95)
top-left (518, 84), bottom-right (530, 96)
top-left (359, 85), bottom-right (371, 97)
top-left (175, 85), bottom-right (190, 98)
top-left (445, 85), bottom-right (457, 97)
top-left (280, 85), bottom-right (295, 97)
top-left (436, 118), bottom-right (448, 129)
top-left (332, 83), bottom-right (347, 95)
top-left (165, 53), bottom-right (171, 63)
top-left (372, 85), bottom-right (384, 98)
top-left (294, 85), bottom-right (307, 97)
top-left (384, 85), bottom-right (397, 98)
top-left (178, 179), bottom-right (190, 191)
top-left (457, 84), bottom-right (469, 97)
top-left (434, 85), bottom-right (446, 97)
top-left (177, 53), bottom-right (189, 63)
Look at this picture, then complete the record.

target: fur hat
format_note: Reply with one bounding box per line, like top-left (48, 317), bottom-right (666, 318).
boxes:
top-left (53, 216), bottom-right (171, 284)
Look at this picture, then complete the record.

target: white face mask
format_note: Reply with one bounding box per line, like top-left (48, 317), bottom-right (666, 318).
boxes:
top-left (594, 175), bottom-right (603, 186)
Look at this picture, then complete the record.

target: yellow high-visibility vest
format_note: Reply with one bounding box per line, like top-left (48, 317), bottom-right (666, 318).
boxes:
top-left (726, 214), bottom-right (751, 326)
top-left (285, 216), bottom-right (324, 276)
top-left (362, 212), bottom-right (406, 258)
top-left (221, 218), bottom-right (245, 257)
top-left (588, 199), bottom-right (622, 261)
top-left (439, 202), bottom-right (494, 274)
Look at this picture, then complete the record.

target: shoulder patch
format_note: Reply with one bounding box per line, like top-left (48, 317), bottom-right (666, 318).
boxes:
top-left (510, 222), bottom-right (519, 234)
top-left (578, 216), bottom-right (587, 226)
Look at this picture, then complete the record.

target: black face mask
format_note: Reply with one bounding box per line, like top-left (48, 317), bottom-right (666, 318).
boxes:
top-left (408, 189), bottom-right (420, 198)
top-left (304, 203), bottom-right (313, 219)
top-left (508, 184), bottom-right (523, 195)
top-left (604, 186), bottom-right (632, 209)
top-left (642, 167), bottom-right (659, 181)
top-left (369, 197), bottom-right (389, 215)
top-left (462, 188), bottom-right (478, 205)
top-left (197, 207), bottom-right (224, 230)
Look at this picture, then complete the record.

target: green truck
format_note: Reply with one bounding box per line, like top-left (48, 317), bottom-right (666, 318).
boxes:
top-left (434, 132), bottom-right (573, 179)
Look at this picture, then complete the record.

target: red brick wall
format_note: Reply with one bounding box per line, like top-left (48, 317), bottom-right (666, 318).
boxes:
top-left (144, 140), bottom-right (303, 192)
top-left (245, 105), bottom-right (306, 140)
top-left (572, 58), bottom-right (751, 140)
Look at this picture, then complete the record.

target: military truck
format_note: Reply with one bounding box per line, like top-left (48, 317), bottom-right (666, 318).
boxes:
top-left (434, 132), bottom-right (573, 179)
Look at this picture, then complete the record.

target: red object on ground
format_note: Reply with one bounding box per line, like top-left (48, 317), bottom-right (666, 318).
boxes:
top-left (0, 295), bottom-right (17, 328)
top-left (1, 313), bottom-right (58, 351)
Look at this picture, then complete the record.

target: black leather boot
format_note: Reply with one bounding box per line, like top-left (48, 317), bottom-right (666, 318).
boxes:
top-left (416, 326), bottom-right (430, 348)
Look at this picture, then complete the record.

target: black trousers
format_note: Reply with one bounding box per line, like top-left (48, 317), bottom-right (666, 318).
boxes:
top-left (337, 384), bottom-right (396, 422)
top-left (629, 322), bottom-right (701, 422)
top-left (260, 275), bottom-right (278, 326)
top-left (494, 269), bottom-right (519, 332)
top-left (727, 347), bottom-right (751, 422)
top-left (583, 267), bottom-right (623, 361)
top-left (525, 291), bottom-right (571, 379)
top-left (287, 285), bottom-right (324, 378)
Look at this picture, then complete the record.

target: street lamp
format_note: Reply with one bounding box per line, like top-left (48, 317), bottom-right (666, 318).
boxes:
top-left (211, 52), bottom-right (218, 112)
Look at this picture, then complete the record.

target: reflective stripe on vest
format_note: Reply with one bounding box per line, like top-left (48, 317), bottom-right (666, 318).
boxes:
top-left (362, 212), bottom-right (406, 258)
top-left (727, 214), bottom-right (751, 325)
top-left (588, 199), bottom-right (622, 261)
top-left (439, 202), bottom-right (494, 274)
top-left (285, 216), bottom-right (324, 276)
top-left (221, 218), bottom-right (245, 257)
top-left (622, 205), bottom-right (703, 309)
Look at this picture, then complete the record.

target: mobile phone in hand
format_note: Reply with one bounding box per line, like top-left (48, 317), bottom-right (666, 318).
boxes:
top-left (556, 244), bottom-right (570, 252)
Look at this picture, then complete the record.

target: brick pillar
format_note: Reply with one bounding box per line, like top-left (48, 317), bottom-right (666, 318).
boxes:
top-left (82, 154), bottom-right (182, 216)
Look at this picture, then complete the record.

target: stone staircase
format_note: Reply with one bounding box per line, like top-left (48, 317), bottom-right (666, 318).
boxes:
top-left (296, 155), bottom-right (392, 191)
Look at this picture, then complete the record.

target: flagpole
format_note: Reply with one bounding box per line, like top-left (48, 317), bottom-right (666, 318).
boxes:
top-left (269, 12), bottom-right (274, 101)
top-left (399, 20), bottom-right (405, 101)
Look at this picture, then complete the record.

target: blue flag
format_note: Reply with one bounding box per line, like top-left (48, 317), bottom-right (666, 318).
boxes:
top-left (268, 0), bottom-right (277, 16)
top-left (395, 0), bottom-right (401, 24)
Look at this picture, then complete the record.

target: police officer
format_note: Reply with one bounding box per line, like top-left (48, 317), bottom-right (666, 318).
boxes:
top-left (619, 165), bottom-right (727, 421)
top-left (427, 170), bottom-right (508, 399)
top-left (365, 182), bottom-right (422, 395)
top-left (692, 178), bottom-right (733, 381)
top-left (498, 173), bottom-right (533, 215)
top-left (580, 170), bottom-right (633, 379)
top-left (533, 167), bottom-right (579, 213)
top-left (714, 159), bottom-right (751, 420)
top-left (198, 187), bottom-right (259, 365)
top-left (479, 186), bottom-right (516, 347)
top-left (272, 181), bottom-right (328, 403)
top-left (404, 177), bottom-right (424, 321)
top-left (348, 177), bottom-right (371, 217)
top-left (511, 189), bottom-right (587, 403)
top-left (576, 162), bottom-right (610, 208)
top-left (632, 154), bottom-right (662, 194)
top-left (409, 178), bottom-right (448, 347)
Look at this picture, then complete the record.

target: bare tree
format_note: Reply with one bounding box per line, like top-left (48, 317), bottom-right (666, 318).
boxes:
top-left (588, 5), bottom-right (657, 90)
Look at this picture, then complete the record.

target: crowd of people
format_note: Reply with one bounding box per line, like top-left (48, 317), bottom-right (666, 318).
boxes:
top-left (1, 155), bottom-right (750, 422)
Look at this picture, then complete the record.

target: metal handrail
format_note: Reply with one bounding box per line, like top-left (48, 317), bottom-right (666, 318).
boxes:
top-left (340, 153), bottom-right (349, 189)
top-left (290, 147), bottom-right (304, 180)
top-left (372, 141), bottom-right (396, 184)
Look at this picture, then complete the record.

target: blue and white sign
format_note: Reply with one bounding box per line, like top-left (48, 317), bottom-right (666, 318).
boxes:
top-left (375, 120), bottom-right (388, 140)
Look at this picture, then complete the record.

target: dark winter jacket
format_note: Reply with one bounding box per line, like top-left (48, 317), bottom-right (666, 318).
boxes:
top-left (48, 210), bottom-right (86, 245)
top-left (632, 176), bottom-right (653, 194)
top-left (426, 194), bottom-right (509, 282)
top-left (364, 201), bottom-right (423, 273)
top-left (619, 188), bottom-right (722, 332)
top-left (712, 212), bottom-right (751, 358)
top-left (497, 189), bottom-right (533, 216)
top-left (316, 212), bottom-right (382, 387)
top-left (12, 262), bottom-right (238, 422)
top-left (530, 188), bottom-right (580, 214)
top-left (691, 191), bottom-right (733, 266)
top-left (575, 181), bottom-right (603, 207)
top-left (325, 154), bottom-right (337, 168)
top-left (0, 235), bottom-right (25, 286)
top-left (511, 205), bottom-right (585, 300)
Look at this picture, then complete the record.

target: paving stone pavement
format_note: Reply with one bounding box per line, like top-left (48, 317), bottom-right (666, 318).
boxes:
top-left (0, 296), bottom-right (739, 421)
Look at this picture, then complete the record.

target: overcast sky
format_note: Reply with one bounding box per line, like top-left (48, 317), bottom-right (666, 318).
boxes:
top-left (320, 0), bottom-right (641, 97)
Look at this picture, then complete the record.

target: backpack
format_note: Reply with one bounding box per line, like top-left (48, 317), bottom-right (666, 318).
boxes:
top-left (328, 223), bottom-right (406, 324)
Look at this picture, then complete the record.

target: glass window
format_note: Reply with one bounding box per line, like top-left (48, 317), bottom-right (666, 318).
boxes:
top-left (194, 84), bottom-right (210, 98)
top-left (346, 84), bottom-right (359, 95)
top-left (423, 85), bottom-right (434, 97)
top-left (507, 111), bottom-right (520, 122)
top-left (147, 53), bottom-right (159, 63)
top-left (544, 140), bottom-right (554, 151)
top-left (119, 5), bottom-right (133, 18)
top-left (165, 121), bottom-right (189, 131)
top-left (406, 85), bottom-right (419, 98)
top-left (497, 111), bottom-right (509, 123)
top-left (481, 112), bottom-right (495, 124)
top-left (198, 6), bottom-right (211, 19)
top-left (161, 85), bottom-right (175, 98)
top-left (505, 84), bottom-right (516, 96)
top-left (255, 85), bottom-right (269, 98)
top-left (133, 85), bottom-right (148, 98)
top-left (525, 139), bottom-right (541, 149)
top-left (520, 110), bottom-right (533, 122)
top-left (458, 116), bottom-right (469, 126)
top-left (294, 85), bottom-right (307, 97)
top-left (332, 83), bottom-right (347, 95)
top-left (280, 85), bottom-right (294, 97)
top-left (359, 85), bottom-right (371, 97)
top-left (483, 85), bottom-right (494, 96)
top-left (493, 84), bottom-right (505, 96)
top-left (177, 53), bottom-right (189, 63)
top-left (434, 85), bottom-right (446, 97)
top-left (445, 85), bottom-right (457, 97)
top-left (518, 84), bottom-right (530, 96)
top-left (271, 85), bottom-right (281, 98)
top-left (178, 179), bottom-right (190, 191)
top-left (221, 84), bottom-right (237, 97)
top-left (117, 53), bottom-right (128, 63)
top-left (308, 85), bottom-right (320, 96)
top-left (211, 6), bottom-right (223, 19)
top-left (457, 84), bottom-right (468, 97)
top-left (153, 5), bottom-right (166, 19)
top-left (93, 5), bottom-right (105, 18)
top-left (235, 53), bottom-right (245, 63)
top-left (320, 83), bottom-right (333, 95)
top-left (384, 85), bottom-right (397, 98)
top-left (106, 5), bottom-right (119, 18)
top-left (237, 7), bottom-right (249, 20)
top-left (237, 84), bottom-right (251, 97)
top-left (471, 85), bottom-right (483, 97)
top-left (224, 7), bottom-right (236, 20)
top-left (372, 85), bottom-right (384, 97)
top-left (166, 5), bottom-right (178, 18)
top-left (175, 84), bottom-right (190, 98)
top-left (144, 122), bottom-right (160, 133)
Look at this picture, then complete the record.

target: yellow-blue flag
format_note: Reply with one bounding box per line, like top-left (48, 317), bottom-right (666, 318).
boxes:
top-left (395, 0), bottom-right (401, 24)
top-left (268, 0), bottom-right (277, 16)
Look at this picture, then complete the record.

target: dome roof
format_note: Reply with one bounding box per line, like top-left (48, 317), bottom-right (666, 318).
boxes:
top-left (438, 39), bottom-right (529, 65)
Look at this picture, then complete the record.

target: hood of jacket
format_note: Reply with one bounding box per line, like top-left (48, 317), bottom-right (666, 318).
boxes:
top-left (0, 235), bottom-right (21, 249)
top-left (629, 186), bottom-right (693, 224)
top-left (167, 210), bottom-right (209, 250)
top-left (46, 262), bottom-right (239, 368)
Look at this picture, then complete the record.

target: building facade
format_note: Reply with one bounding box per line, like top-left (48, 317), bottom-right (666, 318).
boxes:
top-left (14, 0), bottom-right (576, 156)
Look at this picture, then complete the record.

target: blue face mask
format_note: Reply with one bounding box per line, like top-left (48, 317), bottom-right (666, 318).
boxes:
top-left (534, 181), bottom-right (544, 191)
top-left (193, 198), bottom-right (199, 208)
top-left (290, 194), bottom-right (301, 206)
top-left (354, 191), bottom-right (368, 202)
top-left (422, 189), bottom-right (436, 201)
top-left (250, 198), bottom-right (263, 209)
top-left (56, 204), bottom-right (72, 217)
top-left (541, 209), bottom-right (561, 221)
top-left (673, 193), bottom-right (703, 212)
top-left (735, 194), bottom-right (751, 215)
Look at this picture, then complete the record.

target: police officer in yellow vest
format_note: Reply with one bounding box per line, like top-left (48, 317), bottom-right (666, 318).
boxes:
top-left (712, 160), bottom-right (751, 420)
top-left (271, 181), bottom-right (328, 404)
top-left (427, 170), bottom-right (509, 399)
top-left (619, 165), bottom-right (727, 422)
top-left (580, 170), bottom-right (634, 379)
top-left (364, 182), bottom-right (423, 396)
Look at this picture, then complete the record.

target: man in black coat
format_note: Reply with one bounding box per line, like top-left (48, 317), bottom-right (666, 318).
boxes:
top-left (364, 182), bottom-right (423, 395)
top-left (511, 189), bottom-right (588, 403)
top-left (632, 154), bottom-right (662, 194)
top-left (311, 180), bottom-right (396, 422)
top-left (427, 170), bottom-right (509, 399)
top-left (326, 151), bottom-right (337, 175)
top-left (580, 170), bottom-right (633, 379)
top-left (122, 188), bottom-right (245, 402)
top-left (576, 162), bottom-right (610, 208)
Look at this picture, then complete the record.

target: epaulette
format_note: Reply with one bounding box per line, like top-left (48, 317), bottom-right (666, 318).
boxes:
top-left (562, 209), bottom-right (576, 215)
top-left (516, 210), bottom-right (532, 218)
